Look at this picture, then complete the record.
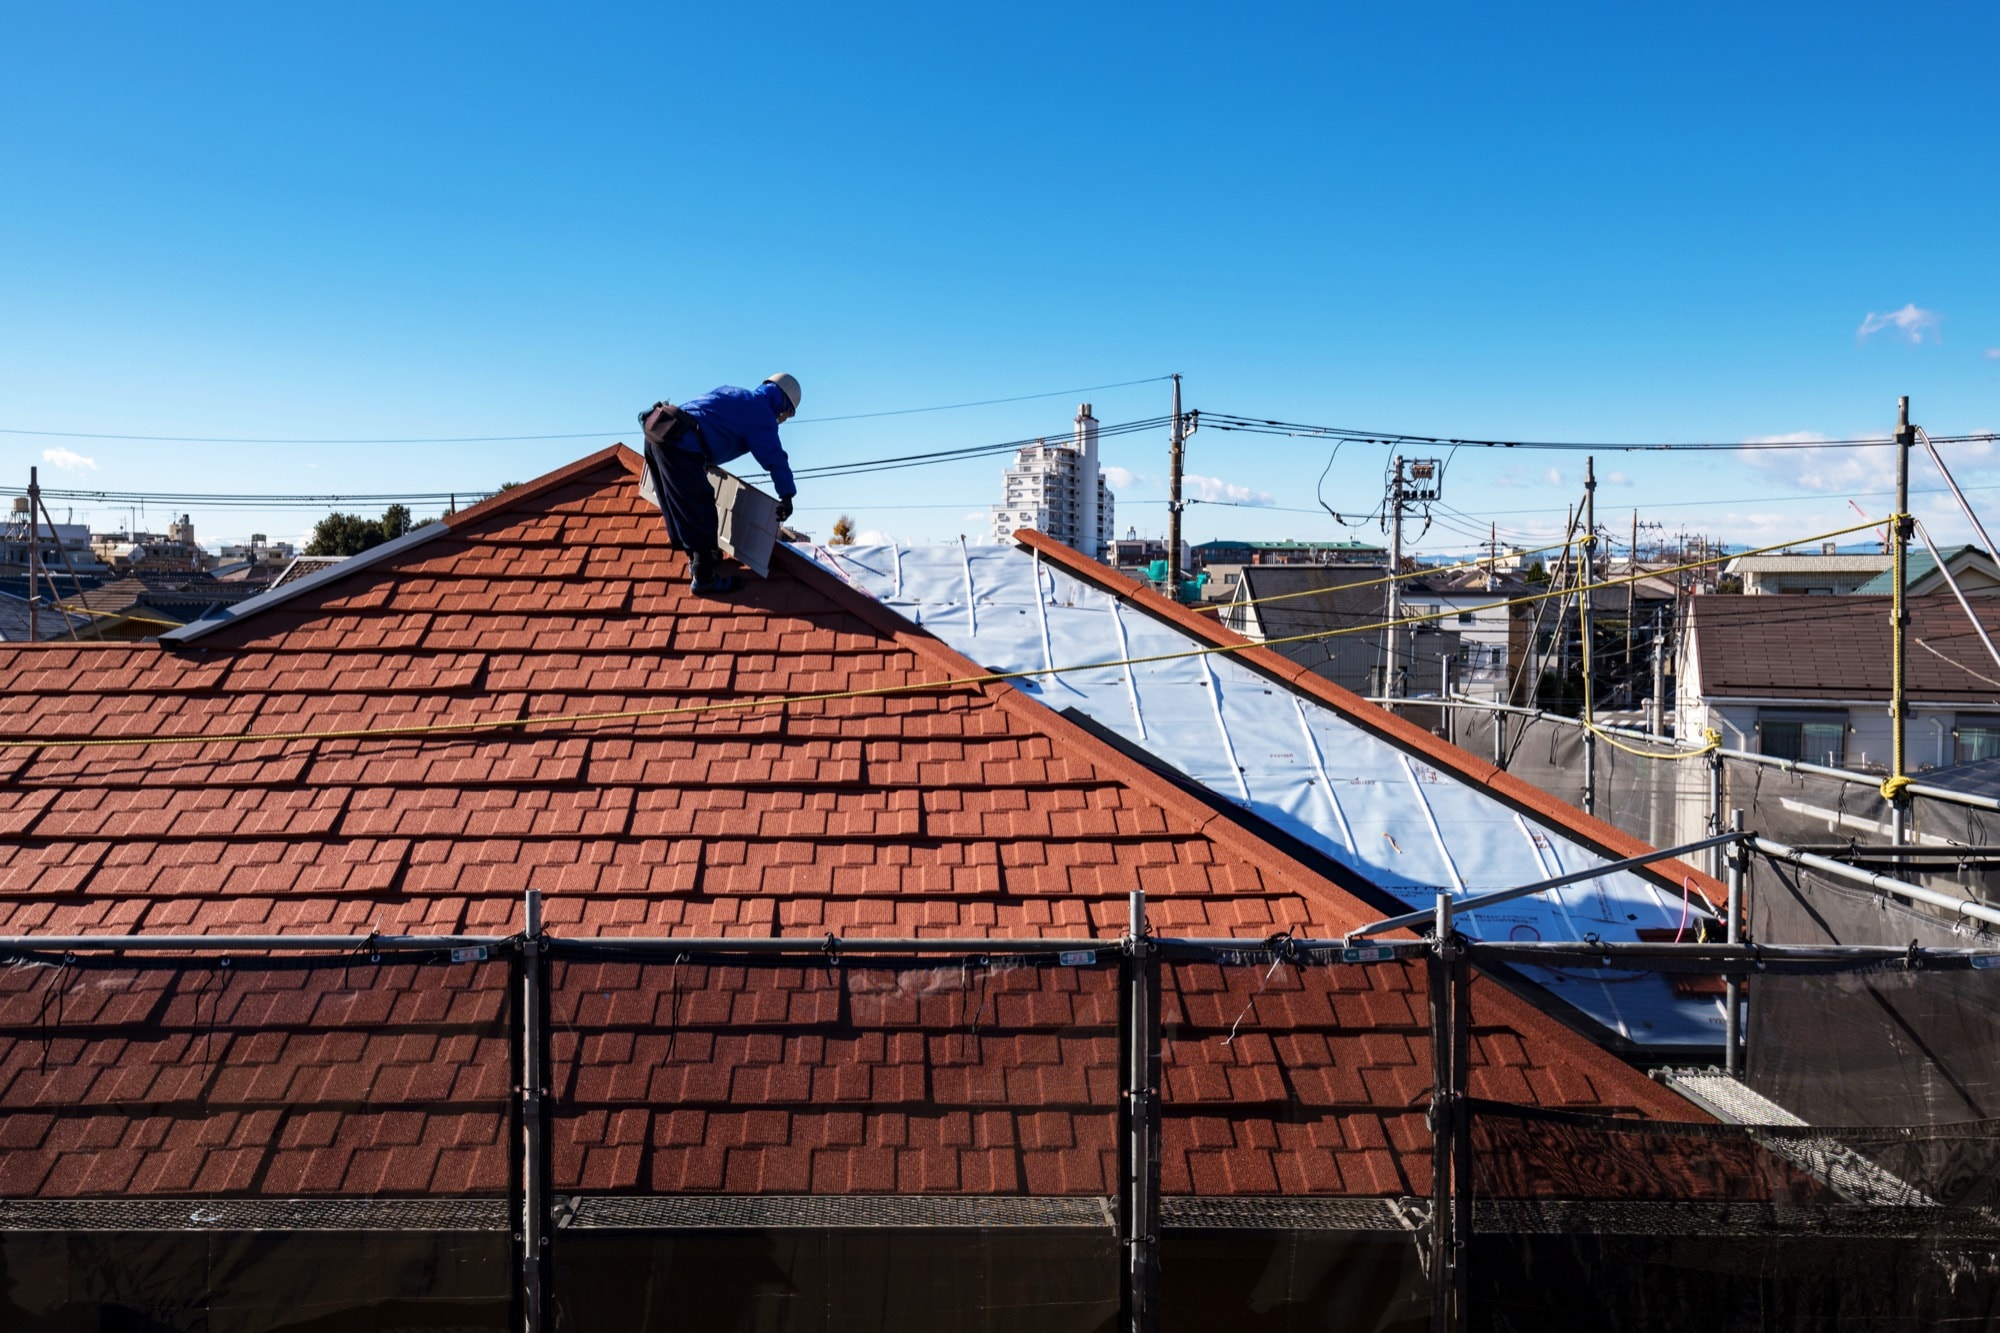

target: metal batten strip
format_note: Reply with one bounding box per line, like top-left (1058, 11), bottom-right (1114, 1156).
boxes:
top-left (1293, 698), bottom-right (1355, 854)
top-left (1750, 836), bottom-right (2000, 929)
top-left (1400, 755), bottom-right (1467, 899)
top-left (1198, 650), bottom-right (1250, 802)
top-left (958, 536), bottom-right (977, 637)
top-left (1107, 592), bottom-right (1148, 742)
top-left (1349, 832), bottom-right (1740, 939)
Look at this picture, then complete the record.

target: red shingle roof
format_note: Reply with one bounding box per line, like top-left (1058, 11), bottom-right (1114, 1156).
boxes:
top-left (0, 446), bottom-right (1698, 1198)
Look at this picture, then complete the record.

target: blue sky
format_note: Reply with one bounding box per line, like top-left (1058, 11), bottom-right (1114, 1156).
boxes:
top-left (4, 2), bottom-right (1996, 558)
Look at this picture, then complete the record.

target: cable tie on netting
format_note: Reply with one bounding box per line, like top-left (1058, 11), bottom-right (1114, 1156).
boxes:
top-left (36, 954), bottom-right (74, 1077)
top-left (1221, 935), bottom-right (1295, 1048)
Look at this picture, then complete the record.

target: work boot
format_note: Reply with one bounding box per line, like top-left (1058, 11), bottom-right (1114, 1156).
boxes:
top-left (689, 549), bottom-right (740, 597)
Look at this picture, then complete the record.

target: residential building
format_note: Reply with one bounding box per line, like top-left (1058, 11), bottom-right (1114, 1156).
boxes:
top-left (1190, 538), bottom-right (1385, 567)
top-left (1724, 551), bottom-right (1890, 595)
top-left (1677, 593), bottom-right (2000, 772)
top-left (92, 514), bottom-right (209, 573)
top-left (989, 403), bottom-right (1114, 558)
top-left (1853, 544), bottom-right (2000, 596)
top-left (1216, 564), bottom-right (1461, 698)
top-left (0, 503), bottom-right (107, 576)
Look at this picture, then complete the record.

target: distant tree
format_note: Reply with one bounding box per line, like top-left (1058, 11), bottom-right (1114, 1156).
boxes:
top-left (1524, 562), bottom-right (1549, 585)
top-left (304, 504), bottom-right (427, 557)
top-left (305, 512), bottom-right (384, 557)
top-left (830, 515), bottom-right (857, 546)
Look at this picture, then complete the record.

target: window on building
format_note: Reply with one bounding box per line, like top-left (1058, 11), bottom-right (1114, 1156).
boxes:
top-left (1760, 711), bottom-right (1847, 766)
top-left (1457, 610), bottom-right (1476, 625)
top-left (1955, 717), bottom-right (2000, 764)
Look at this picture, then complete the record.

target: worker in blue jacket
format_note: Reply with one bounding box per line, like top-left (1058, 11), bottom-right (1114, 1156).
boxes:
top-left (639, 373), bottom-right (801, 596)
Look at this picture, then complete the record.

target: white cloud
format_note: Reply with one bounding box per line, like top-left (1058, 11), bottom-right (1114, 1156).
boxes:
top-left (1184, 473), bottom-right (1273, 506)
top-left (1739, 432), bottom-right (1885, 494)
top-left (1605, 471), bottom-right (1632, 487)
top-left (961, 511), bottom-right (986, 523)
top-left (1985, 348), bottom-right (2000, 360)
top-left (1542, 467), bottom-right (1564, 488)
top-left (1101, 466), bottom-right (1151, 491)
top-left (1856, 303), bottom-right (1942, 344)
top-left (41, 447), bottom-right (96, 471)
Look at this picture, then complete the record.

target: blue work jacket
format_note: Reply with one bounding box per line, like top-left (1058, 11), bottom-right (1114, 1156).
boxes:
top-left (676, 383), bottom-right (798, 498)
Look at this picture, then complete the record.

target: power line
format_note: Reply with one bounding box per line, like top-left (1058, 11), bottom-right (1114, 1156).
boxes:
top-left (1199, 412), bottom-right (2000, 454)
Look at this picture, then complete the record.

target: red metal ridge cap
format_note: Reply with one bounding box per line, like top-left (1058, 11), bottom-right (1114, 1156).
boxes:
top-left (1012, 528), bottom-right (1729, 909)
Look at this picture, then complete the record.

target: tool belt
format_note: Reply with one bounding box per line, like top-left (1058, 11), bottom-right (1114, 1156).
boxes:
top-left (639, 401), bottom-right (696, 453)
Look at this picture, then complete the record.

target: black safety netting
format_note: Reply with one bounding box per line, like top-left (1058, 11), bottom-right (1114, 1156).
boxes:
top-left (1749, 857), bottom-right (2000, 1125)
top-left (1464, 934), bottom-right (2000, 1332)
top-left (1156, 949), bottom-right (1432, 1333)
top-left (0, 947), bottom-right (517, 1332)
top-left (543, 948), bottom-right (1123, 1332)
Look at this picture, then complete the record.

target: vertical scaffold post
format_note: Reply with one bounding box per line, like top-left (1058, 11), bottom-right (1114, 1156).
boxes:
top-left (1580, 457), bottom-right (1597, 818)
top-left (1891, 395), bottom-right (1915, 852)
top-left (520, 888), bottom-right (546, 1333)
top-left (1123, 888), bottom-right (1160, 1333)
top-left (1707, 750), bottom-right (1725, 879)
top-left (1427, 892), bottom-right (1456, 1333)
top-left (1724, 809), bottom-right (1746, 1077)
top-left (1449, 929), bottom-right (1472, 1332)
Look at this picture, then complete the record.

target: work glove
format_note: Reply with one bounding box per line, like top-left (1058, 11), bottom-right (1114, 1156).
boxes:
top-left (775, 496), bottom-right (795, 524)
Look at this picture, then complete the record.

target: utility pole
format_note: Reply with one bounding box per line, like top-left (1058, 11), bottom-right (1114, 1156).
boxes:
top-left (1386, 458), bottom-right (1405, 698)
top-left (26, 467), bottom-right (41, 643)
top-left (1626, 510), bottom-right (1639, 677)
top-left (1166, 375), bottom-right (1186, 601)
top-left (1581, 458), bottom-right (1597, 816)
top-left (1891, 395), bottom-right (1914, 849)
top-left (1650, 606), bottom-right (1667, 737)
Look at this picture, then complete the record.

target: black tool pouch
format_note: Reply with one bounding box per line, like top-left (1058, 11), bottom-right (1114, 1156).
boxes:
top-left (639, 401), bottom-right (694, 452)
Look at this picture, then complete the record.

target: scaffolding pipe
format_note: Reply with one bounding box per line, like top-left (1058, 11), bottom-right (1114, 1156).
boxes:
top-left (520, 889), bottom-right (546, 1333)
top-left (1466, 940), bottom-right (1998, 964)
top-left (0, 934), bottom-right (511, 953)
top-left (1724, 809), bottom-right (1745, 1077)
top-left (1427, 894), bottom-right (1454, 1333)
top-left (1123, 887), bottom-right (1159, 1333)
top-left (549, 935), bottom-right (1111, 956)
top-left (1707, 751), bottom-right (1725, 879)
top-left (1349, 832), bottom-right (1740, 939)
top-left (1749, 836), bottom-right (2000, 930)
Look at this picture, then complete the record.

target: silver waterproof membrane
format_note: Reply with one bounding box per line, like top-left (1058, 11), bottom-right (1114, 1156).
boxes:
top-left (804, 540), bottom-right (1725, 1049)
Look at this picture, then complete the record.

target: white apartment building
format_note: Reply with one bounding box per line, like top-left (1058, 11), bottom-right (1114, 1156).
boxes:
top-left (989, 404), bottom-right (1116, 559)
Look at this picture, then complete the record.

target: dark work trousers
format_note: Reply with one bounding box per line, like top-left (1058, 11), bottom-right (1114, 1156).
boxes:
top-left (649, 438), bottom-right (720, 558)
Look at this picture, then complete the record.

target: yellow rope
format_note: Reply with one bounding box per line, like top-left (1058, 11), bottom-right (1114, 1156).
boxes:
top-left (0, 516), bottom-right (1889, 755)
top-left (1881, 774), bottom-right (1914, 801)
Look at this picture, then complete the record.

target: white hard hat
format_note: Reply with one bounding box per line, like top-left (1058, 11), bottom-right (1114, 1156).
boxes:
top-left (764, 373), bottom-right (802, 411)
